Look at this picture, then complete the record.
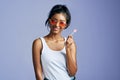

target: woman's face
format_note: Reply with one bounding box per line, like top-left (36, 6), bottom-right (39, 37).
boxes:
top-left (49, 13), bottom-right (67, 34)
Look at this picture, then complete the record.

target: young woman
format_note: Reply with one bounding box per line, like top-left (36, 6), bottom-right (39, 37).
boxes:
top-left (32, 4), bottom-right (77, 80)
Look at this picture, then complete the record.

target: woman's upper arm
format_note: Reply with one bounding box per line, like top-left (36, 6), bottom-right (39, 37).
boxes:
top-left (32, 38), bottom-right (43, 79)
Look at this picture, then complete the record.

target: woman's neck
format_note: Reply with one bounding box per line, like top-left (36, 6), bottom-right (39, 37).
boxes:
top-left (46, 33), bottom-right (64, 41)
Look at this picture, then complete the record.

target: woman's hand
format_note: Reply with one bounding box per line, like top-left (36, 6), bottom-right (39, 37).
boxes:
top-left (66, 35), bottom-right (75, 49)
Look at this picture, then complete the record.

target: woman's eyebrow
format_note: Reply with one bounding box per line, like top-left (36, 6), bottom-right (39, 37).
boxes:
top-left (60, 19), bottom-right (66, 21)
top-left (51, 18), bottom-right (66, 22)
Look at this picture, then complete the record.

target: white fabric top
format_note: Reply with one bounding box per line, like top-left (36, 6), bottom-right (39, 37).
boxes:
top-left (40, 37), bottom-right (74, 80)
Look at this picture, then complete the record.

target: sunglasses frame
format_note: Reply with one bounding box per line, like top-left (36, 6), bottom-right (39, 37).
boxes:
top-left (49, 19), bottom-right (67, 28)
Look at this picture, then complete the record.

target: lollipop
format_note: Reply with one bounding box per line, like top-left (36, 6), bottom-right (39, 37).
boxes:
top-left (70, 29), bottom-right (77, 36)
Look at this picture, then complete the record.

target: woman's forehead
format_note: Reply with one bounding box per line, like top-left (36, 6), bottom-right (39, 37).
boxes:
top-left (51, 13), bottom-right (66, 21)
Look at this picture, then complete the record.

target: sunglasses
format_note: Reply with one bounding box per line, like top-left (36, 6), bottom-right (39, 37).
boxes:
top-left (49, 19), bottom-right (66, 28)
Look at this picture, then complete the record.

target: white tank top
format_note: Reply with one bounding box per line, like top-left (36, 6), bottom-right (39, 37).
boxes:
top-left (40, 37), bottom-right (74, 80)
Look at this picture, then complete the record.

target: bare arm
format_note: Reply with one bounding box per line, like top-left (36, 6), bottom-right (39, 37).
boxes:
top-left (66, 35), bottom-right (77, 76)
top-left (32, 38), bottom-right (43, 80)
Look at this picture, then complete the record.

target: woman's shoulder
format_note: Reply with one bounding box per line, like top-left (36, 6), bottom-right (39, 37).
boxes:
top-left (32, 38), bottom-right (42, 47)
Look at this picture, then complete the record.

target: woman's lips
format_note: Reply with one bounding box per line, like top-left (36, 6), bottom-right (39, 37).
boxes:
top-left (53, 28), bottom-right (59, 31)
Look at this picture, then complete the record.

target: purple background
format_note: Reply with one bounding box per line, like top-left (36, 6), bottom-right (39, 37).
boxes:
top-left (0, 0), bottom-right (120, 80)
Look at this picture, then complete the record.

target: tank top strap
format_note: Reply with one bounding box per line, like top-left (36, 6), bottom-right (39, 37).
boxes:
top-left (64, 37), bottom-right (67, 42)
top-left (40, 37), bottom-right (49, 51)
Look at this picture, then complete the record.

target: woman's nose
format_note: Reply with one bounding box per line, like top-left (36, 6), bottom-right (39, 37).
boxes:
top-left (55, 22), bottom-right (60, 27)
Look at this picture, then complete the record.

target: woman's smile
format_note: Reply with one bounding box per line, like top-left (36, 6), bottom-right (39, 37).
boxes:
top-left (53, 27), bottom-right (60, 31)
